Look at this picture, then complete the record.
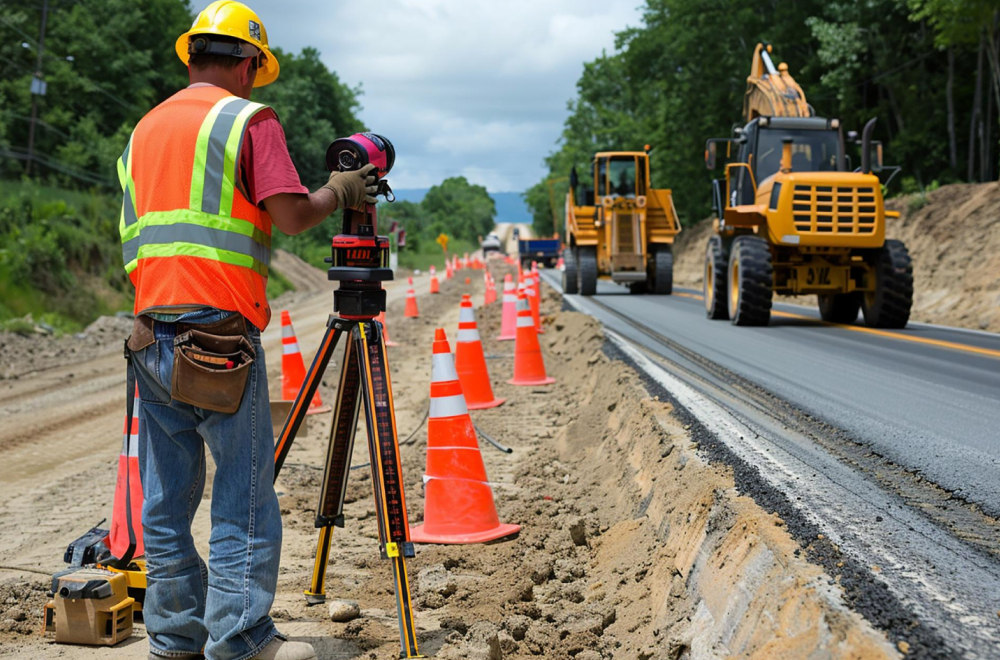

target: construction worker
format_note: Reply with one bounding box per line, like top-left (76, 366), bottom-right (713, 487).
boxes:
top-left (118, 3), bottom-right (374, 660)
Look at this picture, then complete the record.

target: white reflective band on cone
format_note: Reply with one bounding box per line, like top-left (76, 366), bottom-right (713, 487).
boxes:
top-left (517, 315), bottom-right (534, 328)
top-left (429, 393), bottom-right (468, 418)
top-left (503, 294), bottom-right (516, 303)
top-left (459, 307), bottom-right (475, 323)
top-left (431, 353), bottom-right (459, 382)
top-left (516, 298), bottom-right (529, 312)
top-left (121, 429), bottom-right (139, 457)
top-left (423, 474), bottom-right (494, 487)
top-left (283, 343), bottom-right (300, 354)
top-left (281, 325), bottom-right (295, 338)
top-left (504, 282), bottom-right (514, 291)
top-left (457, 328), bottom-right (481, 342)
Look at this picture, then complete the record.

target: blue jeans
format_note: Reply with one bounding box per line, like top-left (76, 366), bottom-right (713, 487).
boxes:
top-left (132, 309), bottom-right (281, 660)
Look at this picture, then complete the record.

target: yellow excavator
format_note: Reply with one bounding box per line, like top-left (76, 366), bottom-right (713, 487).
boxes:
top-left (703, 43), bottom-right (913, 327)
top-left (563, 148), bottom-right (681, 295)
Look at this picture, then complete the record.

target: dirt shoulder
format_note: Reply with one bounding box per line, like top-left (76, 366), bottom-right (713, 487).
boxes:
top-left (0, 267), bottom-right (899, 659)
top-left (672, 181), bottom-right (1000, 333)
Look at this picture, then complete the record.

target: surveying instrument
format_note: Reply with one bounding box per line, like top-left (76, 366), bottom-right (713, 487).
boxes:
top-left (272, 133), bottom-right (422, 658)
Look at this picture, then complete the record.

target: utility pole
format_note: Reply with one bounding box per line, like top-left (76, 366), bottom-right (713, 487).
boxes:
top-left (25, 0), bottom-right (50, 176)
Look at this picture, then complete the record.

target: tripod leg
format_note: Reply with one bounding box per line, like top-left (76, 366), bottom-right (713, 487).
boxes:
top-left (355, 321), bottom-right (422, 658)
top-left (305, 336), bottom-right (363, 604)
top-left (274, 316), bottom-right (348, 479)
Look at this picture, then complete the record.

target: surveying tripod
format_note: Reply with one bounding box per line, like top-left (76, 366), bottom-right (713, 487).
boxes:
top-left (272, 173), bottom-right (422, 657)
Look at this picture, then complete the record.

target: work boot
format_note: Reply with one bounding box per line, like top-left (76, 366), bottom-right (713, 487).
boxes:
top-left (149, 654), bottom-right (202, 660)
top-left (253, 637), bottom-right (318, 660)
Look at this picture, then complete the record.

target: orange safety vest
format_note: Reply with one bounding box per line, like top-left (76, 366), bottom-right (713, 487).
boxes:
top-left (118, 85), bottom-right (274, 330)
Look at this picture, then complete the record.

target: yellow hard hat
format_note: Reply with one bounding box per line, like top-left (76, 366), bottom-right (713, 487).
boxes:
top-left (175, 1), bottom-right (280, 87)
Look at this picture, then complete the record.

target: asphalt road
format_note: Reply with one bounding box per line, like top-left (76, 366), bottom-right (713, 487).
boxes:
top-left (542, 271), bottom-right (1000, 517)
top-left (540, 269), bottom-right (1000, 656)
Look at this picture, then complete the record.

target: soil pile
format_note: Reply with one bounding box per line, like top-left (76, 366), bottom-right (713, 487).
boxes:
top-left (271, 248), bottom-right (330, 291)
top-left (671, 182), bottom-right (1000, 333)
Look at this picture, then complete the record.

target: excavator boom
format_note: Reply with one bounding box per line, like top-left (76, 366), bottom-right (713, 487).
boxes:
top-left (743, 43), bottom-right (811, 121)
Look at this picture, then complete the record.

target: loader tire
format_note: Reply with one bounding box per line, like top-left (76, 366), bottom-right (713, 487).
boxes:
top-left (562, 247), bottom-right (578, 294)
top-left (818, 293), bottom-right (861, 324)
top-left (577, 246), bottom-right (598, 296)
top-left (650, 245), bottom-right (673, 295)
top-left (704, 236), bottom-right (729, 320)
top-left (727, 236), bottom-right (772, 326)
top-left (861, 239), bottom-right (913, 329)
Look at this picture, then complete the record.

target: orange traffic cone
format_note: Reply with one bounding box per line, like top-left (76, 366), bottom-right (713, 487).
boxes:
top-left (409, 329), bottom-right (519, 544)
top-left (496, 274), bottom-right (517, 341)
top-left (281, 311), bottom-right (330, 414)
top-left (377, 311), bottom-right (398, 347)
top-left (525, 270), bottom-right (544, 334)
top-left (405, 277), bottom-right (420, 318)
top-left (429, 265), bottom-right (440, 294)
top-left (509, 293), bottom-right (555, 386)
top-left (483, 273), bottom-right (496, 306)
top-left (109, 386), bottom-right (144, 561)
top-left (455, 295), bottom-right (505, 410)
top-left (445, 262), bottom-right (453, 280)
top-left (557, 256), bottom-right (565, 270)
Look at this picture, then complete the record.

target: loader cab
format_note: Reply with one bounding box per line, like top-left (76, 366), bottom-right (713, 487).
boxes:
top-left (732, 117), bottom-right (845, 205)
top-left (593, 153), bottom-right (649, 203)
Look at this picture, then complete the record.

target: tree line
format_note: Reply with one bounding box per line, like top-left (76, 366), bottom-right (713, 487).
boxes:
top-left (524, 0), bottom-right (1000, 234)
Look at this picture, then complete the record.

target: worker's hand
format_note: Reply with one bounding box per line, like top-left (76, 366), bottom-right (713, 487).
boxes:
top-left (322, 163), bottom-right (378, 210)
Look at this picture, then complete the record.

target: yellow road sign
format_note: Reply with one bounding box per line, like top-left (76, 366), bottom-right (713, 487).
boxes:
top-left (436, 233), bottom-right (449, 251)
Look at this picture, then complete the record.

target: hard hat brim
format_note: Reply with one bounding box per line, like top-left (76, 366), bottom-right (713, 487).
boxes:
top-left (175, 30), bottom-right (280, 87)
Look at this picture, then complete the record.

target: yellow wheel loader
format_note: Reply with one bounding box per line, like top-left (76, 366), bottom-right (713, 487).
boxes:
top-left (703, 43), bottom-right (913, 327)
top-left (563, 148), bottom-right (681, 296)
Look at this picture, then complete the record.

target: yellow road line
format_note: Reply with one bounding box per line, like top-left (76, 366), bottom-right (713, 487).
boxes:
top-left (771, 310), bottom-right (1000, 360)
top-left (671, 290), bottom-right (998, 360)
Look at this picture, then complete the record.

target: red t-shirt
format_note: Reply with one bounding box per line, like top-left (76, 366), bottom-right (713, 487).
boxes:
top-left (240, 109), bottom-right (309, 206)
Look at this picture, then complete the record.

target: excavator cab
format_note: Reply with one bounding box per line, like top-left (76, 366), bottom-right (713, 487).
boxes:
top-left (731, 117), bottom-right (845, 206)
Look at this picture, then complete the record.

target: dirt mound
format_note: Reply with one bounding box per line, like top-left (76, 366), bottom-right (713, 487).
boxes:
top-left (884, 182), bottom-right (1000, 332)
top-left (672, 182), bottom-right (1000, 333)
top-left (271, 248), bottom-right (330, 292)
top-left (0, 578), bottom-right (49, 636)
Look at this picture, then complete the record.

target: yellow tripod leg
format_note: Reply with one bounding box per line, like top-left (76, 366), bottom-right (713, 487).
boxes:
top-left (304, 525), bottom-right (334, 605)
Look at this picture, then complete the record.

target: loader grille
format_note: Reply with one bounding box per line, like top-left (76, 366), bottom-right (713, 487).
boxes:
top-left (791, 184), bottom-right (878, 235)
top-left (614, 211), bottom-right (639, 253)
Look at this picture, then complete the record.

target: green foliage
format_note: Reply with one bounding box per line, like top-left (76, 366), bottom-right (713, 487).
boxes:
top-left (0, 181), bottom-right (130, 327)
top-left (527, 0), bottom-right (997, 232)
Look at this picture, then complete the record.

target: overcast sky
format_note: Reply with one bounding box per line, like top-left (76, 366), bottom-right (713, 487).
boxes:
top-left (252, 0), bottom-right (643, 192)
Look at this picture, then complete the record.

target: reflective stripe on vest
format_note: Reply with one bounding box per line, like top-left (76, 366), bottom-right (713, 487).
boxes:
top-left (119, 96), bottom-right (269, 277)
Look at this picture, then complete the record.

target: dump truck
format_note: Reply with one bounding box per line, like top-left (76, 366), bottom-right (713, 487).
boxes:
top-left (703, 43), bottom-right (913, 327)
top-left (518, 237), bottom-right (561, 269)
top-left (563, 148), bottom-right (681, 295)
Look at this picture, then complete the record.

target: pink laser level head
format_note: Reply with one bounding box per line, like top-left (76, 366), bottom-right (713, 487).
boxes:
top-left (326, 133), bottom-right (395, 178)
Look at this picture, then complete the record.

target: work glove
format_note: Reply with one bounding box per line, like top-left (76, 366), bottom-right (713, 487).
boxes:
top-left (323, 163), bottom-right (378, 209)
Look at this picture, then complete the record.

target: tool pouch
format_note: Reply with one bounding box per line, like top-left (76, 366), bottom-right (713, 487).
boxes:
top-left (171, 329), bottom-right (255, 414)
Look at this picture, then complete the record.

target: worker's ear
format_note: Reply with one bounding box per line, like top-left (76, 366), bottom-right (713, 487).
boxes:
top-left (239, 57), bottom-right (257, 89)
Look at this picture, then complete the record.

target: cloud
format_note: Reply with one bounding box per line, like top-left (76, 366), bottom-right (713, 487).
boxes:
top-left (253, 0), bottom-right (642, 192)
